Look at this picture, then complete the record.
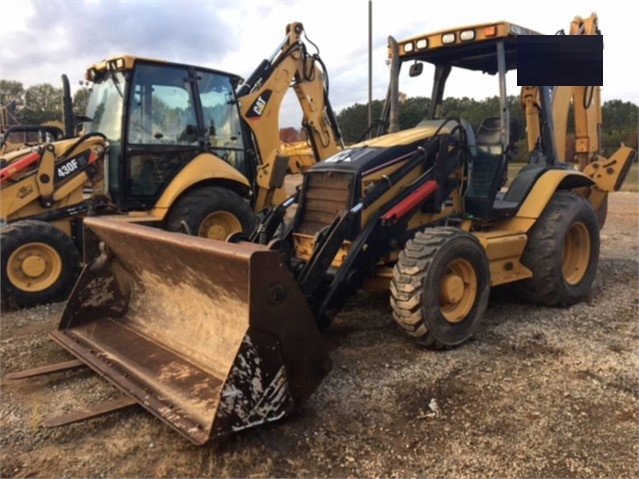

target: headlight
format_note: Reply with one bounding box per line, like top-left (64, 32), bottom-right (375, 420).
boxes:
top-left (460, 30), bottom-right (475, 41)
top-left (442, 33), bottom-right (455, 44)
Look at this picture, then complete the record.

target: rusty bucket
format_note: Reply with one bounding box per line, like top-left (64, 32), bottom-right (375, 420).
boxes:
top-left (51, 217), bottom-right (330, 444)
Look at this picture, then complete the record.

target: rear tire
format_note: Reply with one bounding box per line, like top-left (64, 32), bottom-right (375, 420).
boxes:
top-left (1, 220), bottom-right (81, 309)
top-left (390, 227), bottom-right (491, 349)
top-left (165, 187), bottom-right (257, 241)
top-left (513, 190), bottom-right (600, 306)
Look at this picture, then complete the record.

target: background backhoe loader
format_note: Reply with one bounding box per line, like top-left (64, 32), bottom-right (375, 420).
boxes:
top-left (12, 13), bottom-right (635, 445)
top-left (0, 22), bottom-right (343, 308)
top-left (0, 94), bottom-right (69, 156)
top-left (0, 123), bottom-right (66, 155)
top-left (280, 139), bottom-right (318, 173)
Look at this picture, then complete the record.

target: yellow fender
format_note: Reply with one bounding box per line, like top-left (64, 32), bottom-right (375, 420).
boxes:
top-left (500, 169), bottom-right (594, 232)
top-left (150, 153), bottom-right (252, 220)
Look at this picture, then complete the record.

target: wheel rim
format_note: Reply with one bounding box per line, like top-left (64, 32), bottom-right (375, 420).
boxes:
top-left (439, 258), bottom-right (477, 323)
top-left (198, 211), bottom-right (243, 240)
top-left (6, 242), bottom-right (62, 292)
top-left (563, 221), bottom-right (591, 285)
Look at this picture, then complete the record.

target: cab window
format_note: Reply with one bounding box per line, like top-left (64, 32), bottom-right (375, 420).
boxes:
top-left (127, 64), bottom-right (198, 145)
top-left (197, 71), bottom-right (247, 175)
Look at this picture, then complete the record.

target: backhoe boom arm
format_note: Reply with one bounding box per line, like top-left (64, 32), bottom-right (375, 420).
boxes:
top-left (238, 22), bottom-right (343, 210)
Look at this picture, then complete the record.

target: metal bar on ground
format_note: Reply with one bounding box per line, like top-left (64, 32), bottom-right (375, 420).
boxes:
top-left (42, 396), bottom-right (138, 428)
top-left (5, 359), bottom-right (85, 380)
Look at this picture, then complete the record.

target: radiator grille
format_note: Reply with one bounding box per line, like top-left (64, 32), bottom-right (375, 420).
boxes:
top-left (298, 171), bottom-right (354, 234)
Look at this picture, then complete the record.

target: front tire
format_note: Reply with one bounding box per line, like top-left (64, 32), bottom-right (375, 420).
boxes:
top-left (513, 190), bottom-right (600, 306)
top-left (165, 186), bottom-right (257, 240)
top-left (1, 220), bottom-right (81, 309)
top-left (390, 227), bottom-right (491, 349)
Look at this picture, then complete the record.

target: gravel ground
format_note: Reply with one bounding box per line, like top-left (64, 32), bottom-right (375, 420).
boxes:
top-left (1, 192), bottom-right (637, 478)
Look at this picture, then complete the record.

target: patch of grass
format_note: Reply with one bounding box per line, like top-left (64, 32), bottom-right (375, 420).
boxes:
top-left (506, 162), bottom-right (638, 192)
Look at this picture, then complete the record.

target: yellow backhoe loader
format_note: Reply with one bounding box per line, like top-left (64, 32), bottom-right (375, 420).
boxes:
top-left (0, 94), bottom-right (68, 156)
top-left (0, 22), bottom-right (343, 308)
top-left (0, 123), bottom-right (66, 155)
top-left (280, 139), bottom-right (318, 173)
top-left (10, 13), bottom-right (635, 445)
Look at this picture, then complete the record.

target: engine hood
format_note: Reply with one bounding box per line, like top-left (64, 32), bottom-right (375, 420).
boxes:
top-left (358, 121), bottom-right (458, 148)
top-left (311, 120), bottom-right (458, 176)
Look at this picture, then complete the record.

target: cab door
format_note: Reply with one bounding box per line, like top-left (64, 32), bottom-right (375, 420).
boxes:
top-left (195, 70), bottom-right (254, 183)
top-left (122, 62), bottom-right (201, 210)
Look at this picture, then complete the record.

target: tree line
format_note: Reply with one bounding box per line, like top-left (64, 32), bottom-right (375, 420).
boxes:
top-left (2, 79), bottom-right (636, 162)
top-left (336, 96), bottom-right (638, 161)
top-left (1, 80), bottom-right (90, 127)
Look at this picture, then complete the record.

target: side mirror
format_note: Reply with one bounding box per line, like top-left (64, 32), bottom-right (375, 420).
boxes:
top-left (409, 62), bottom-right (423, 77)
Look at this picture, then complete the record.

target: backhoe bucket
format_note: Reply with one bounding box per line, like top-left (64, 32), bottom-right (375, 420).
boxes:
top-left (50, 217), bottom-right (330, 445)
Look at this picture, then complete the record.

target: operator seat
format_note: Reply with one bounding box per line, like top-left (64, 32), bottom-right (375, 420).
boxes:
top-left (459, 119), bottom-right (477, 153)
top-left (465, 116), bottom-right (509, 218)
top-left (475, 116), bottom-right (504, 154)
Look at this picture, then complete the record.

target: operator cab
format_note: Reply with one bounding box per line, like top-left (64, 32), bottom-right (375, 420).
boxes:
top-left (381, 21), bottom-right (545, 220)
top-left (82, 56), bottom-right (253, 210)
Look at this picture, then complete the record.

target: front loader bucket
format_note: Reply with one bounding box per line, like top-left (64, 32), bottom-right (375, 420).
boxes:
top-left (50, 217), bottom-right (330, 445)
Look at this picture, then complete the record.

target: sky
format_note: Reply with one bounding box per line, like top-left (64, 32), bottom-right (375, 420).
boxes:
top-left (1, 0), bottom-right (638, 128)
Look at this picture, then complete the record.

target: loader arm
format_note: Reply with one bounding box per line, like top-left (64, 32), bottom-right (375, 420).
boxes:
top-left (287, 127), bottom-right (460, 329)
top-left (238, 22), bottom-right (343, 211)
top-left (1, 134), bottom-right (107, 221)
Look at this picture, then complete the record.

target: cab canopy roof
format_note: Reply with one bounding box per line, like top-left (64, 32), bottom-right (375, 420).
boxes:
top-left (85, 54), bottom-right (243, 84)
top-left (392, 21), bottom-right (542, 74)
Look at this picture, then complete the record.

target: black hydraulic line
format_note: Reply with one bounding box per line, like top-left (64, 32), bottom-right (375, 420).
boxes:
top-left (13, 202), bottom-right (90, 223)
top-left (360, 148), bottom-right (426, 209)
top-left (237, 40), bottom-right (301, 97)
top-left (302, 29), bottom-right (321, 57)
top-left (313, 54), bottom-right (343, 144)
top-left (356, 119), bottom-right (389, 143)
top-left (249, 191), bottom-right (299, 244)
top-left (298, 118), bottom-right (457, 314)
top-left (237, 60), bottom-right (272, 97)
top-left (359, 118), bottom-right (455, 209)
top-left (297, 145), bottom-right (430, 296)
top-left (583, 85), bottom-right (595, 109)
top-left (57, 132), bottom-right (107, 163)
top-left (314, 163), bottom-right (438, 330)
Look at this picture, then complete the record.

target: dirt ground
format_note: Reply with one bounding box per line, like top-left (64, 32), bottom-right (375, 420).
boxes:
top-left (1, 192), bottom-right (637, 479)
